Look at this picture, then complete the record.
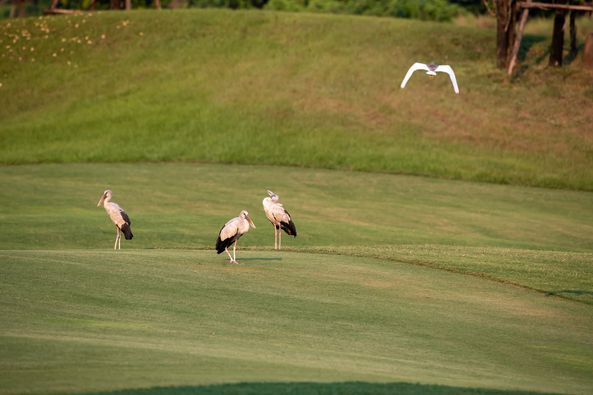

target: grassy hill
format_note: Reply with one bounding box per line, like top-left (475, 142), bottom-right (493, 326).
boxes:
top-left (0, 162), bottom-right (592, 394)
top-left (2, 248), bottom-right (592, 395)
top-left (1, 9), bottom-right (593, 395)
top-left (0, 10), bottom-right (592, 190)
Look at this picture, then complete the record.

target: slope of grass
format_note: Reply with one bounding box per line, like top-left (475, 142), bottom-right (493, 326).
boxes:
top-left (1, 163), bottom-right (592, 304)
top-left (81, 382), bottom-right (563, 395)
top-left (1, 249), bottom-right (593, 395)
top-left (0, 10), bottom-right (592, 190)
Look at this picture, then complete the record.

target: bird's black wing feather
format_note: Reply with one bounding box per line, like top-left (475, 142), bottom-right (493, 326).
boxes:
top-left (280, 210), bottom-right (297, 237)
top-left (215, 224), bottom-right (240, 254)
top-left (119, 210), bottom-right (133, 240)
top-left (120, 210), bottom-right (132, 225)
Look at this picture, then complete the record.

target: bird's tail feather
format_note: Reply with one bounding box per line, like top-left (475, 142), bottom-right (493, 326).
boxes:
top-left (215, 237), bottom-right (225, 254)
top-left (216, 235), bottom-right (238, 254)
top-left (121, 223), bottom-right (133, 240)
top-left (281, 220), bottom-right (297, 237)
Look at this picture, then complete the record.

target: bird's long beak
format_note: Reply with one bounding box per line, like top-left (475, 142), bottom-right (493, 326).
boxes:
top-left (247, 215), bottom-right (256, 229)
top-left (97, 195), bottom-right (105, 207)
top-left (267, 190), bottom-right (275, 197)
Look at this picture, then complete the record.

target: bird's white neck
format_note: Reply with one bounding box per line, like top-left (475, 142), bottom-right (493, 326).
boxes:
top-left (263, 197), bottom-right (281, 208)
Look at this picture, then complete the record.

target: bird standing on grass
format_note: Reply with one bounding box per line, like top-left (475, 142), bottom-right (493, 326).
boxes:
top-left (216, 210), bottom-right (256, 263)
top-left (400, 62), bottom-right (459, 94)
top-left (97, 189), bottom-right (133, 250)
top-left (262, 190), bottom-right (297, 250)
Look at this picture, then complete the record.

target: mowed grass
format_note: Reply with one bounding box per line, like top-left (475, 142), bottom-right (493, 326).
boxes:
top-left (0, 10), bottom-right (592, 190)
top-left (1, 163), bottom-right (593, 394)
top-left (1, 249), bottom-right (593, 395)
top-left (1, 161), bottom-right (592, 302)
top-left (2, 9), bottom-right (593, 395)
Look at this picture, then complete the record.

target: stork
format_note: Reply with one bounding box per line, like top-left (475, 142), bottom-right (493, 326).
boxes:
top-left (400, 62), bottom-right (459, 94)
top-left (97, 189), bottom-right (133, 250)
top-left (262, 190), bottom-right (297, 250)
top-left (215, 210), bottom-right (256, 263)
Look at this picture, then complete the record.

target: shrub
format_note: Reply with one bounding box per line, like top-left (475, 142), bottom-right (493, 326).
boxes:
top-left (193, 0), bottom-right (466, 22)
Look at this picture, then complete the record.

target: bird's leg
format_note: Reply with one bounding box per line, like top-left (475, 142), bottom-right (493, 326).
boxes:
top-left (233, 240), bottom-right (237, 263)
top-left (114, 227), bottom-right (120, 250)
top-left (224, 247), bottom-right (234, 263)
top-left (274, 226), bottom-right (278, 250)
top-left (279, 229), bottom-right (282, 250)
top-left (118, 230), bottom-right (122, 250)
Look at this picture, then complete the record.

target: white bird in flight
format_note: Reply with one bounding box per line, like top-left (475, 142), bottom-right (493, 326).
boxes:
top-left (400, 62), bottom-right (459, 94)
top-left (215, 210), bottom-right (256, 264)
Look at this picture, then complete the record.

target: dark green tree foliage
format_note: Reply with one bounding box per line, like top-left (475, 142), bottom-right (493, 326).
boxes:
top-left (265, 0), bottom-right (464, 21)
top-left (448, 0), bottom-right (483, 14)
top-left (1, 0), bottom-right (464, 20)
top-left (190, 0), bottom-right (268, 8)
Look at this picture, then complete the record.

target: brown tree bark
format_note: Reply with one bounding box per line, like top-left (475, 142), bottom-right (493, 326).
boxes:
top-left (496, 0), bottom-right (517, 69)
top-left (507, 5), bottom-right (530, 76)
top-left (584, 33), bottom-right (593, 68)
top-left (496, 0), bottom-right (510, 68)
top-left (549, 11), bottom-right (566, 66)
top-left (569, 11), bottom-right (577, 55)
top-left (9, 0), bottom-right (17, 17)
top-left (17, 0), bottom-right (26, 17)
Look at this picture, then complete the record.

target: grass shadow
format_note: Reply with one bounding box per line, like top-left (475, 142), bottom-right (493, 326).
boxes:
top-left (545, 289), bottom-right (593, 298)
top-left (511, 33), bottom-right (547, 80)
top-left (518, 33), bottom-right (547, 63)
top-left (79, 381), bottom-right (562, 395)
top-left (237, 257), bottom-right (283, 262)
top-left (517, 32), bottom-right (583, 70)
top-left (564, 42), bottom-right (584, 65)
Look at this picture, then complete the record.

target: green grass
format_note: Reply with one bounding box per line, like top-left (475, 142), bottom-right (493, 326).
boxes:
top-left (1, 162), bottom-right (592, 304)
top-left (2, 249), bottom-right (593, 395)
top-left (2, 9), bottom-right (593, 395)
top-left (81, 382), bottom-right (564, 395)
top-left (0, 163), bottom-right (593, 394)
top-left (0, 10), bottom-right (592, 190)
top-left (1, 163), bottom-right (593, 394)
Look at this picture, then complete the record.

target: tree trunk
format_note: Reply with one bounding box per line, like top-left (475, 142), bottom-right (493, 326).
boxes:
top-left (496, 0), bottom-right (517, 69)
top-left (47, 0), bottom-right (59, 12)
top-left (17, 0), bottom-right (26, 17)
top-left (569, 11), bottom-right (577, 55)
top-left (9, 0), bottom-right (17, 17)
top-left (584, 33), bottom-right (593, 68)
top-left (507, 6), bottom-right (530, 76)
top-left (496, 0), bottom-right (510, 68)
top-left (507, 4), bottom-right (517, 65)
top-left (549, 11), bottom-right (566, 67)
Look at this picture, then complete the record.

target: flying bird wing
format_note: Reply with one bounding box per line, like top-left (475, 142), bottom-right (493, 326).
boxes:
top-left (435, 65), bottom-right (459, 94)
top-left (400, 63), bottom-right (430, 89)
